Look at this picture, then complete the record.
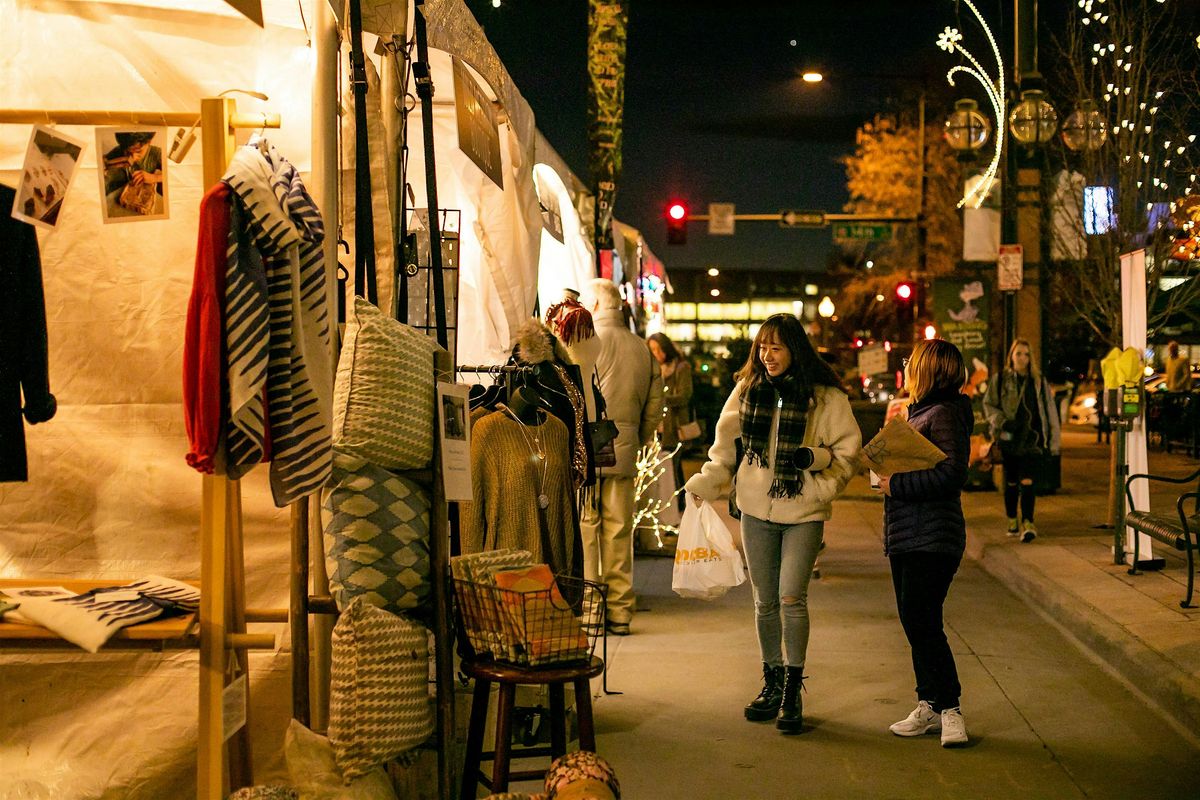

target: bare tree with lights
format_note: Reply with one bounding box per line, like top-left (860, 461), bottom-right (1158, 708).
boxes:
top-left (1044, 0), bottom-right (1200, 346)
top-left (632, 443), bottom-right (683, 551)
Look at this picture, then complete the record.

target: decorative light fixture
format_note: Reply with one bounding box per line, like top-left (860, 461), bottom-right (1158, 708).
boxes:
top-left (936, 1), bottom-right (1006, 208)
top-left (802, 71), bottom-right (823, 83)
top-left (1083, 185), bottom-right (1115, 235)
top-left (1061, 100), bottom-right (1108, 151)
top-left (1009, 89), bottom-right (1059, 146)
top-left (944, 98), bottom-right (991, 154)
top-left (707, 267), bottom-right (720, 277)
top-left (817, 296), bottom-right (836, 318)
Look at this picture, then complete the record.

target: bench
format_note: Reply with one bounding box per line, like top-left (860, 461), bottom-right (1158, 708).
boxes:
top-left (1125, 467), bottom-right (1200, 608)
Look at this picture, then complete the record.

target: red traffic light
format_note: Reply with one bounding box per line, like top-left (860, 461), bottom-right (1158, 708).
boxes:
top-left (666, 200), bottom-right (688, 245)
top-left (895, 282), bottom-right (914, 301)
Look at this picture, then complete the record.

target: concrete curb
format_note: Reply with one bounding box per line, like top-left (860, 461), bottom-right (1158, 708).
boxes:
top-left (972, 538), bottom-right (1200, 742)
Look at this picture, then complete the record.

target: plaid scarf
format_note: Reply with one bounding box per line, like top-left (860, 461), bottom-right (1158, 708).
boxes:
top-left (740, 375), bottom-right (809, 498)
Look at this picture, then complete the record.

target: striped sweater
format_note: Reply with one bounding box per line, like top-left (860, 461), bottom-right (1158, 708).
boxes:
top-left (221, 144), bottom-right (333, 506)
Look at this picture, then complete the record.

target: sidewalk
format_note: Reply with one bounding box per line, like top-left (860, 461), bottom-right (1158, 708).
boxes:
top-left (958, 425), bottom-right (1200, 741)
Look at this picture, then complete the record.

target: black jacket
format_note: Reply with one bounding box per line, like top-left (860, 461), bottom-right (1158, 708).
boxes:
top-left (883, 391), bottom-right (973, 557)
top-left (0, 184), bottom-right (56, 482)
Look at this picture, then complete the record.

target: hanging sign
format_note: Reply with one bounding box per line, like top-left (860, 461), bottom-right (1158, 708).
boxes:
top-left (452, 58), bottom-right (503, 189)
top-left (997, 244), bottom-right (1024, 291)
top-left (708, 203), bottom-right (735, 235)
top-left (587, 0), bottom-right (628, 251)
top-left (437, 382), bottom-right (473, 502)
top-left (933, 277), bottom-right (993, 487)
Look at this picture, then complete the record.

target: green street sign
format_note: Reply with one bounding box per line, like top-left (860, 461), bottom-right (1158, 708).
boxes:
top-left (832, 223), bottom-right (893, 241)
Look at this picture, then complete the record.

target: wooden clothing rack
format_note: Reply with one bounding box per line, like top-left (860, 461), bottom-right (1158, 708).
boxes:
top-left (0, 97), bottom-right (284, 800)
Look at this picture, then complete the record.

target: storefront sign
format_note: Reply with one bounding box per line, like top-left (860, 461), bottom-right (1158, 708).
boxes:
top-left (452, 58), bottom-right (503, 190)
top-left (933, 277), bottom-right (992, 486)
top-left (587, 0), bottom-right (628, 251)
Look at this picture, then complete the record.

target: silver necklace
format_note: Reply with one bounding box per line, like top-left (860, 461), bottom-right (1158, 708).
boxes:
top-left (504, 406), bottom-right (551, 510)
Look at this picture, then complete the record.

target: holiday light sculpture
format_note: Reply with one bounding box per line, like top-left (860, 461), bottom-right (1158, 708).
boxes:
top-left (936, 0), bottom-right (1006, 208)
top-left (632, 443), bottom-right (683, 550)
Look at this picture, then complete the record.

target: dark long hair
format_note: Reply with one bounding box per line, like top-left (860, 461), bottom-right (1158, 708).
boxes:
top-left (647, 332), bottom-right (683, 364)
top-left (734, 313), bottom-right (844, 400)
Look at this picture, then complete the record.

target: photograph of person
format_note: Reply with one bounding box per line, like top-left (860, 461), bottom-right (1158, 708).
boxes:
top-left (95, 126), bottom-right (168, 223)
top-left (442, 395), bottom-right (466, 441)
top-left (11, 125), bottom-right (87, 229)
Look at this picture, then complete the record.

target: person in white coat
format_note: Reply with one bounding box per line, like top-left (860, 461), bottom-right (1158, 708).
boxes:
top-left (582, 278), bottom-right (664, 635)
top-left (686, 313), bottom-right (860, 733)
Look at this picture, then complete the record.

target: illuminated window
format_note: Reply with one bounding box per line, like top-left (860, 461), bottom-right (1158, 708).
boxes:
top-left (1083, 185), bottom-right (1114, 235)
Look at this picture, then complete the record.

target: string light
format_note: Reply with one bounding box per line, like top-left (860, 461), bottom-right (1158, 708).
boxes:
top-left (632, 444), bottom-right (683, 550)
top-left (936, 0), bottom-right (1005, 208)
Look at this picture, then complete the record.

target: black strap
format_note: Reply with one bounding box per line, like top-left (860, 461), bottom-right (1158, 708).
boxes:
top-left (347, 0), bottom-right (377, 305)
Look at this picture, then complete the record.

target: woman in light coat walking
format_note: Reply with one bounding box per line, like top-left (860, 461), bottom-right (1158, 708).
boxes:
top-left (686, 314), bottom-right (860, 733)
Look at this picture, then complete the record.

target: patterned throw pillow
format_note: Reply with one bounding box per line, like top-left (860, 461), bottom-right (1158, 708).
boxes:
top-left (324, 449), bottom-right (430, 614)
top-left (333, 297), bottom-right (437, 470)
top-left (329, 598), bottom-right (434, 782)
top-left (227, 787), bottom-right (299, 800)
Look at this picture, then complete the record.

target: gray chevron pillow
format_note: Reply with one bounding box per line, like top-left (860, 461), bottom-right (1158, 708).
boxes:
top-left (329, 598), bottom-right (433, 782)
top-left (324, 449), bottom-right (430, 615)
top-left (333, 297), bottom-right (436, 470)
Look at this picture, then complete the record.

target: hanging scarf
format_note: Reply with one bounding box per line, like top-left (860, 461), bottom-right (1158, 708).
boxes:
top-left (740, 375), bottom-right (809, 498)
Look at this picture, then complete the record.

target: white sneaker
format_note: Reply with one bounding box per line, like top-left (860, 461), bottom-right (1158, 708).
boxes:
top-left (889, 700), bottom-right (941, 737)
top-left (940, 707), bottom-right (968, 747)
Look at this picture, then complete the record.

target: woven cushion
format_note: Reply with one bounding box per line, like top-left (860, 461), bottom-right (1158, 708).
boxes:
top-left (329, 598), bottom-right (433, 781)
top-left (227, 788), bottom-right (299, 800)
top-left (333, 297), bottom-right (436, 470)
top-left (324, 449), bottom-right (430, 614)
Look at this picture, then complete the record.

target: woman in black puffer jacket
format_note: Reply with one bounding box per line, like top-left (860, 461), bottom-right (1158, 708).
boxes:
top-left (878, 339), bottom-right (973, 749)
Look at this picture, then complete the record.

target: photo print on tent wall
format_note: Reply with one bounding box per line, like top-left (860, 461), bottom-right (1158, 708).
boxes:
top-left (11, 125), bottom-right (87, 229)
top-left (95, 126), bottom-right (169, 223)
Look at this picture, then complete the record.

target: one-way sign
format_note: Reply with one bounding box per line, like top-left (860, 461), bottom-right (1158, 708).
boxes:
top-left (779, 209), bottom-right (826, 228)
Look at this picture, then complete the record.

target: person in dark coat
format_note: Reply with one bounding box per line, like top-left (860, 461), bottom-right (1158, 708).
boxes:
top-left (878, 338), bottom-right (972, 748)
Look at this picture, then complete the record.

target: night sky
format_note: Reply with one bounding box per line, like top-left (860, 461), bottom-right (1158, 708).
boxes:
top-left (463, 0), bottom-right (977, 274)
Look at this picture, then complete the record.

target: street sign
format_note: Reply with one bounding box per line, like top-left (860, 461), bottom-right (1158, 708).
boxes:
top-left (708, 203), bottom-right (735, 235)
top-left (998, 244), bottom-right (1024, 291)
top-left (779, 209), bottom-right (825, 228)
top-left (833, 222), bottom-right (893, 241)
top-left (858, 343), bottom-right (888, 376)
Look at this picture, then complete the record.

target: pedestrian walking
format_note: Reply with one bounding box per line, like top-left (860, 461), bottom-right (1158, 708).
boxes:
top-left (879, 338), bottom-right (973, 748)
top-left (581, 279), bottom-right (664, 636)
top-left (983, 338), bottom-right (1061, 542)
top-left (648, 332), bottom-right (693, 512)
top-left (1164, 340), bottom-right (1193, 393)
top-left (685, 313), bottom-right (860, 733)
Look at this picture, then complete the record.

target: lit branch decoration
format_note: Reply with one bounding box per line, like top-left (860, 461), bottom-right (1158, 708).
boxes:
top-left (937, 0), bottom-right (1006, 208)
top-left (632, 443), bottom-right (683, 549)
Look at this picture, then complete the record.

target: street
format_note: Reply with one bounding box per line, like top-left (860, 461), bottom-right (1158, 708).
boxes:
top-left (584, 464), bottom-right (1200, 799)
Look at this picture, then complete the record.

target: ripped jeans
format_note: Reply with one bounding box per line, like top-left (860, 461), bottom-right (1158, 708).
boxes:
top-left (739, 514), bottom-right (825, 669)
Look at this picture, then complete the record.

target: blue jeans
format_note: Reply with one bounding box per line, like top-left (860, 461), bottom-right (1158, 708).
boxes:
top-left (739, 514), bottom-right (825, 669)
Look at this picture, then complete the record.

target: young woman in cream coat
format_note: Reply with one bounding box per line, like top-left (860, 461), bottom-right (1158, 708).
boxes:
top-left (686, 313), bottom-right (861, 733)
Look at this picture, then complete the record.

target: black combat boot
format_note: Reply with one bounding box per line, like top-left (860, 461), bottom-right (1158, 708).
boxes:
top-left (744, 663), bottom-right (785, 721)
top-left (776, 667), bottom-right (805, 734)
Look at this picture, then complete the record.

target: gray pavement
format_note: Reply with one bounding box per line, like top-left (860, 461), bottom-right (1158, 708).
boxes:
top-left (577, 425), bottom-right (1200, 799)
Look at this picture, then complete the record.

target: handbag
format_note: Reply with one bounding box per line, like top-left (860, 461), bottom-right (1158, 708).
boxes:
top-left (588, 370), bottom-right (618, 468)
top-left (677, 418), bottom-right (702, 442)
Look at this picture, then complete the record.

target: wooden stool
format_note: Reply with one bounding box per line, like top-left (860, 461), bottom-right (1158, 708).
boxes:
top-left (460, 655), bottom-right (604, 799)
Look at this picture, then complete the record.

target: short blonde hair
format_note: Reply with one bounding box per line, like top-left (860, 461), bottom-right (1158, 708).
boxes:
top-left (586, 278), bottom-right (623, 311)
top-left (906, 339), bottom-right (966, 404)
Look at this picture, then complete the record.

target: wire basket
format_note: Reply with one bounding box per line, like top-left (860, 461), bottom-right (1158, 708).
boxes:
top-left (454, 575), bottom-right (605, 667)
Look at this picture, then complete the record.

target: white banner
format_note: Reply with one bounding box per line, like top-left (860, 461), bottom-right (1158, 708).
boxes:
top-left (1120, 249), bottom-right (1153, 562)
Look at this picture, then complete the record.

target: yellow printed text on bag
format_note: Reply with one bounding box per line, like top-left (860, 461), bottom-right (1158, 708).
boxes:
top-left (675, 547), bottom-right (726, 564)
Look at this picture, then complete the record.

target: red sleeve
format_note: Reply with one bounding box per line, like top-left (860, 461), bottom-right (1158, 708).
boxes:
top-left (183, 183), bottom-right (232, 473)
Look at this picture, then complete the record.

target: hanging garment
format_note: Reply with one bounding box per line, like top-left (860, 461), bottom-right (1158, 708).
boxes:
top-left (183, 182), bottom-right (233, 474)
top-left (0, 184), bottom-right (56, 482)
top-left (221, 144), bottom-right (334, 506)
top-left (461, 407), bottom-right (581, 583)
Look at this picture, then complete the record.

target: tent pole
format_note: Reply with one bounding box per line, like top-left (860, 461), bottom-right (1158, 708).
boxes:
top-left (412, 0), bottom-right (448, 350)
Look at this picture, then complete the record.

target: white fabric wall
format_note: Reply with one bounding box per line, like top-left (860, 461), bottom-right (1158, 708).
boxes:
top-left (533, 162), bottom-right (594, 315)
top-left (0, 1), bottom-right (314, 795)
top-left (403, 50), bottom-right (542, 367)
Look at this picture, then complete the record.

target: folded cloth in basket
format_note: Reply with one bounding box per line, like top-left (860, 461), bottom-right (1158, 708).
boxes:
top-left (493, 565), bottom-right (587, 665)
top-left (7, 577), bottom-right (199, 652)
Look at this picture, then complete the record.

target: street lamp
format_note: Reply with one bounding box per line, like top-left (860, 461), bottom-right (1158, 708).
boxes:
top-left (1061, 100), bottom-right (1108, 152)
top-left (944, 98), bottom-right (991, 155)
top-left (818, 296), bottom-right (835, 319)
top-left (1009, 88), bottom-right (1058, 146)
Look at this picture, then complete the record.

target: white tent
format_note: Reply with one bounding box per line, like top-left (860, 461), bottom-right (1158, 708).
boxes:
top-left (0, 0), bottom-right (596, 795)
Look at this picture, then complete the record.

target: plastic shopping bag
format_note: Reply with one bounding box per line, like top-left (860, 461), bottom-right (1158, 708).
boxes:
top-left (671, 500), bottom-right (747, 600)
